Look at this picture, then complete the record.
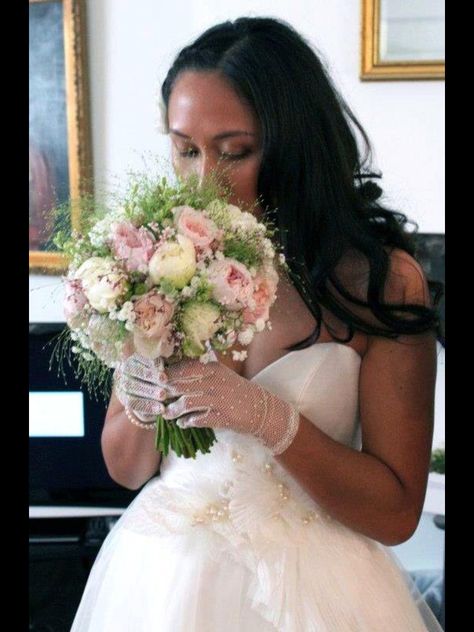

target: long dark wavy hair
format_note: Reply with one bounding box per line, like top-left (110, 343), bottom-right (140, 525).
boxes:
top-left (161, 16), bottom-right (445, 350)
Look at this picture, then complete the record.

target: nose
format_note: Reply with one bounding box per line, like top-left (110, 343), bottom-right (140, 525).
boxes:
top-left (197, 152), bottom-right (221, 189)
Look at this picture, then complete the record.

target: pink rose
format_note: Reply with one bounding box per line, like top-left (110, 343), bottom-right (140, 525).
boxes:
top-left (110, 221), bottom-right (155, 274)
top-left (206, 257), bottom-right (254, 310)
top-left (132, 290), bottom-right (176, 359)
top-left (64, 278), bottom-right (88, 326)
top-left (173, 206), bottom-right (219, 249)
top-left (242, 270), bottom-right (278, 325)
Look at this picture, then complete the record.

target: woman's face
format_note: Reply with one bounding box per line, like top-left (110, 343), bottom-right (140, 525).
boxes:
top-left (167, 71), bottom-right (264, 215)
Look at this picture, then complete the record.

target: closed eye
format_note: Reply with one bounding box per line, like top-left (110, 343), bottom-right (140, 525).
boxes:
top-left (178, 149), bottom-right (251, 161)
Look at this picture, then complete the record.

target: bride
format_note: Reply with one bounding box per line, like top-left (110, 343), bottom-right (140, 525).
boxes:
top-left (71, 16), bottom-right (444, 631)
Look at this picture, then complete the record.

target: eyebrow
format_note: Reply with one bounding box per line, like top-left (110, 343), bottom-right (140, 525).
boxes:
top-left (169, 129), bottom-right (256, 141)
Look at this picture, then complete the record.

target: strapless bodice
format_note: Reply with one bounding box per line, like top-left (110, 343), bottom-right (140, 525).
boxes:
top-left (250, 342), bottom-right (362, 450)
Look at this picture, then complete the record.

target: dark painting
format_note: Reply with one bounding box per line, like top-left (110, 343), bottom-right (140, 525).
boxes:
top-left (29, 1), bottom-right (70, 252)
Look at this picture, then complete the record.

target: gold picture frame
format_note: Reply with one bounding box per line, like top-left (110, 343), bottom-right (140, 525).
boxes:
top-left (361, 0), bottom-right (445, 81)
top-left (29, 0), bottom-right (92, 273)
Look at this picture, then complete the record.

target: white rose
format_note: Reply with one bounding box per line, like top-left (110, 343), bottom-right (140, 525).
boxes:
top-left (148, 234), bottom-right (197, 289)
top-left (75, 257), bottom-right (129, 313)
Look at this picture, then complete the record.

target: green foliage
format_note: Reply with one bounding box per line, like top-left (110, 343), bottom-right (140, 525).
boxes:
top-left (48, 327), bottom-right (113, 402)
top-left (159, 278), bottom-right (180, 299)
top-left (193, 277), bottom-right (214, 302)
top-left (223, 234), bottom-right (261, 269)
top-left (430, 448), bottom-right (445, 474)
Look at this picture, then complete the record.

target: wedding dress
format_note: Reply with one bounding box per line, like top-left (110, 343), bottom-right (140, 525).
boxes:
top-left (71, 342), bottom-right (443, 631)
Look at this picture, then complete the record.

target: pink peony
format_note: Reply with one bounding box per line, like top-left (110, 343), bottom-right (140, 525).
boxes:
top-left (110, 221), bottom-right (155, 274)
top-left (64, 278), bottom-right (88, 326)
top-left (206, 257), bottom-right (254, 310)
top-left (242, 270), bottom-right (278, 325)
top-left (173, 206), bottom-right (220, 249)
top-left (132, 290), bottom-right (176, 359)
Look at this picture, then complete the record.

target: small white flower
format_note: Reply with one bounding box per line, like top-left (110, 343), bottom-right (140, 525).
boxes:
top-left (226, 331), bottom-right (237, 345)
top-left (199, 351), bottom-right (214, 364)
top-left (255, 319), bottom-right (266, 332)
top-left (278, 253), bottom-right (286, 264)
top-left (215, 250), bottom-right (225, 261)
top-left (231, 349), bottom-right (248, 362)
top-left (238, 328), bottom-right (255, 345)
top-left (116, 301), bottom-right (135, 323)
top-left (181, 286), bottom-right (194, 298)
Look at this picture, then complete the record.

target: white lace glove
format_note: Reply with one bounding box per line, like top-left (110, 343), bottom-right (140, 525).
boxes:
top-left (161, 358), bottom-right (301, 456)
top-left (113, 354), bottom-right (215, 423)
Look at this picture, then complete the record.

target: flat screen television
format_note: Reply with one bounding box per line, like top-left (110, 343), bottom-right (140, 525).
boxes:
top-left (29, 323), bottom-right (141, 507)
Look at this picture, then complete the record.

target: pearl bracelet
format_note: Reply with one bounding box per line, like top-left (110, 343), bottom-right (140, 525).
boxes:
top-left (124, 406), bottom-right (157, 431)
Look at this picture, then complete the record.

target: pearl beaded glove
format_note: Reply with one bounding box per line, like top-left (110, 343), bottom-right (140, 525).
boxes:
top-left (161, 358), bottom-right (301, 456)
top-left (113, 354), bottom-right (214, 423)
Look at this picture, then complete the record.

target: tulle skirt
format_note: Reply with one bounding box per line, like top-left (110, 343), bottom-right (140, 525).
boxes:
top-left (71, 430), bottom-right (443, 631)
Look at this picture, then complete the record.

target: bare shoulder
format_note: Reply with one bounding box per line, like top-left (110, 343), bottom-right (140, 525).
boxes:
top-left (333, 246), bottom-right (432, 312)
top-left (385, 247), bottom-right (432, 307)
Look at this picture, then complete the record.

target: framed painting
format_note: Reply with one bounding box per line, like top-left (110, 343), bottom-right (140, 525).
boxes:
top-left (361, 0), bottom-right (445, 80)
top-left (29, 0), bottom-right (92, 273)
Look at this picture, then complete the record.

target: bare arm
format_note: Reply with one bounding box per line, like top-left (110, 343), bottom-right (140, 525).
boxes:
top-left (101, 389), bottom-right (162, 491)
top-left (275, 252), bottom-right (438, 546)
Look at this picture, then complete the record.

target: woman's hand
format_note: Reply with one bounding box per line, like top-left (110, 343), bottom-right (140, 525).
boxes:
top-left (161, 358), bottom-right (301, 455)
top-left (113, 354), bottom-right (216, 423)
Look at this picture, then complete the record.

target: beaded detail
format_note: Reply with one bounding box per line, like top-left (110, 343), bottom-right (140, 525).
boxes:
top-left (124, 406), bottom-right (157, 431)
top-left (191, 499), bottom-right (231, 526)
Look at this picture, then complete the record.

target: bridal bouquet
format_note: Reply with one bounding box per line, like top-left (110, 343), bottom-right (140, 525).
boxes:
top-left (53, 171), bottom-right (288, 458)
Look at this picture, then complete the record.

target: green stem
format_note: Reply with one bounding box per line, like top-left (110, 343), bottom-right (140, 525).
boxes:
top-left (180, 426), bottom-right (196, 459)
top-left (174, 423), bottom-right (188, 457)
top-left (190, 428), bottom-right (207, 454)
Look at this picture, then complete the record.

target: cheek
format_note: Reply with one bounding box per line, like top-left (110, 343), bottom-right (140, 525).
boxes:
top-left (230, 158), bottom-right (261, 197)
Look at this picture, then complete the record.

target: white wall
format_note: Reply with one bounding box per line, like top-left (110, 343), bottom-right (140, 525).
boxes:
top-left (29, 0), bottom-right (445, 569)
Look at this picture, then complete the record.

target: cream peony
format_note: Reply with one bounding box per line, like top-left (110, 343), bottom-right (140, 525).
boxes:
top-left (148, 234), bottom-right (197, 289)
top-left (75, 257), bottom-right (129, 313)
top-left (180, 301), bottom-right (221, 357)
